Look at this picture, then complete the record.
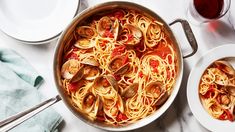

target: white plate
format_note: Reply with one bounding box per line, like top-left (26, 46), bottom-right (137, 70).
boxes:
top-left (187, 44), bottom-right (235, 132)
top-left (0, 0), bottom-right (80, 44)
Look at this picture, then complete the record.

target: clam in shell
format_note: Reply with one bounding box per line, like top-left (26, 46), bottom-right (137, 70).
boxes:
top-left (108, 56), bottom-right (129, 75)
top-left (83, 66), bottom-right (100, 81)
top-left (81, 58), bottom-right (99, 67)
top-left (70, 58), bottom-right (100, 82)
top-left (214, 60), bottom-right (235, 76)
top-left (97, 16), bottom-right (120, 40)
top-left (145, 81), bottom-right (168, 106)
top-left (94, 75), bottom-right (119, 92)
top-left (106, 75), bottom-right (119, 92)
top-left (122, 83), bottom-right (138, 98)
top-left (122, 24), bottom-right (142, 46)
top-left (226, 84), bottom-right (235, 96)
top-left (70, 66), bottom-right (84, 83)
top-left (81, 58), bottom-right (100, 80)
top-left (75, 38), bottom-right (96, 49)
top-left (77, 26), bottom-right (97, 38)
top-left (82, 93), bottom-right (100, 117)
top-left (61, 59), bottom-right (80, 79)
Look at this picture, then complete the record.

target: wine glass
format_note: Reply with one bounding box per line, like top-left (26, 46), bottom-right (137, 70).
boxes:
top-left (187, 0), bottom-right (231, 25)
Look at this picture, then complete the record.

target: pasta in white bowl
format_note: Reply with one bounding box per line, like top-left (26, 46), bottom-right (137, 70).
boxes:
top-left (187, 44), bottom-right (235, 132)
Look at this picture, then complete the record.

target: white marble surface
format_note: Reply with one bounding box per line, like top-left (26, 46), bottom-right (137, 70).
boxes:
top-left (1, 0), bottom-right (235, 131)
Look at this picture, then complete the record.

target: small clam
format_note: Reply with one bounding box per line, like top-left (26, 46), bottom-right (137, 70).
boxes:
top-left (97, 16), bottom-right (113, 36)
top-left (83, 66), bottom-right (100, 81)
top-left (81, 58), bottom-right (99, 67)
top-left (61, 59), bottom-right (80, 79)
top-left (94, 76), bottom-right (110, 88)
top-left (97, 16), bottom-right (120, 40)
top-left (108, 56), bottom-right (129, 75)
top-left (146, 82), bottom-right (168, 106)
top-left (114, 63), bottom-right (129, 75)
top-left (122, 83), bottom-right (138, 98)
top-left (82, 93), bottom-right (100, 116)
top-left (75, 38), bottom-right (95, 49)
top-left (93, 75), bottom-right (119, 92)
top-left (226, 84), bottom-right (235, 96)
top-left (106, 75), bottom-right (119, 92)
top-left (122, 24), bottom-right (142, 46)
top-left (70, 66), bottom-right (84, 83)
top-left (113, 19), bottom-right (121, 40)
top-left (145, 82), bottom-right (165, 99)
top-left (214, 60), bottom-right (235, 76)
top-left (80, 58), bottom-right (100, 80)
top-left (77, 26), bottom-right (97, 38)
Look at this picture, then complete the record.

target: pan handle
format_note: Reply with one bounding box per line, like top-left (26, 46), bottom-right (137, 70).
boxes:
top-left (169, 19), bottom-right (198, 58)
top-left (0, 95), bottom-right (61, 132)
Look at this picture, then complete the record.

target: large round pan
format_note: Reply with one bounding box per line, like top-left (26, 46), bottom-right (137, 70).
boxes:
top-left (0, 1), bottom-right (198, 131)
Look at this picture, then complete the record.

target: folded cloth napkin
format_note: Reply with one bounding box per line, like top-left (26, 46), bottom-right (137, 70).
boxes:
top-left (0, 49), bottom-right (62, 132)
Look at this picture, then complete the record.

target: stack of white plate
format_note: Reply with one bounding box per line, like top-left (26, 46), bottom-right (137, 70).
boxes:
top-left (0, 0), bottom-right (80, 44)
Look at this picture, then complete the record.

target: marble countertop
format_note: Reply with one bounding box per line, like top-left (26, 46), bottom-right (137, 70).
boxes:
top-left (1, 0), bottom-right (235, 131)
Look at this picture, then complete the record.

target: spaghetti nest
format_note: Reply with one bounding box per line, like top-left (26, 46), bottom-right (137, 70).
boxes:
top-left (61, 9), bottom-right (178, 125)
top-left (199, 60), bottom-right (235, 121)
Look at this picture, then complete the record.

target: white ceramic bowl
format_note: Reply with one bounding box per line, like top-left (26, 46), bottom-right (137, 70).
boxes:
top-left (187, 44), bottom-right (235, 132)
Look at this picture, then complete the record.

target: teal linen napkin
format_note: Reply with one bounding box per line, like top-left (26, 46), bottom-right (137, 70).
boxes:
top-left (0, 49), bottom-right (63, 132)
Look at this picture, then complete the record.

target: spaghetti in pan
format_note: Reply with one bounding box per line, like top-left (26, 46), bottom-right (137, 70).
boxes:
top-left (60, 9), bottom-right (178, 126)
top-left (199, 60), bottom-right (235, 121)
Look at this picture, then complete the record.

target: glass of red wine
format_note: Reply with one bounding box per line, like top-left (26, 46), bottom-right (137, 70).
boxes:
top-left (187, 0), bottom-right (231, 25)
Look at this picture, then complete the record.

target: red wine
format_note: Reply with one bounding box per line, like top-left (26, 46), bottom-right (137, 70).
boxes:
top-left (194, 0), bottom-right (224, 19)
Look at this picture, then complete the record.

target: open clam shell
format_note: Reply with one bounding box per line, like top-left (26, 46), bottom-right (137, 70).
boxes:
top-left (83, 66), bottom-right (100, 81)
top-left (77, 26), bottom-right (97, 38)
top-left (82, 93), bottom-right (100, 117)
top-left (108, 55), bottom-right (129, 75)
top-left (145, 81), bottom-right (168, 106)
top-left (97, 16), bottom-right (120, 40)
top-left (106, 75), bottom-right (119, 92)
top-left (93, 75), bottom-right (119, 92)
top-left (145, 82), bottom-right (165, 98)
top-left (122, 24), bottom-right (142, 46)
top-left (97, 16), bottom-right (113, 36)
top-left (214, 60), bottom-right (235, 76)
top-left (61, 59), bottom-right (80, 79)
top-left (122, 83), bottom-right (138, 98)
top-left (114, 63), bottom-right (129, 75)
top-left (226, 84), bottom-right (235, 96)
top-left (70, 58), bottom-right (100, 82)
top-left (113, 19), bottom-right (121, 40)
top-left (70, 66), bottom-right (84, 83)
top-left (75, 38), bottom-right (96, 49)
top-left (81, 58), bottom-right (99, 67)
